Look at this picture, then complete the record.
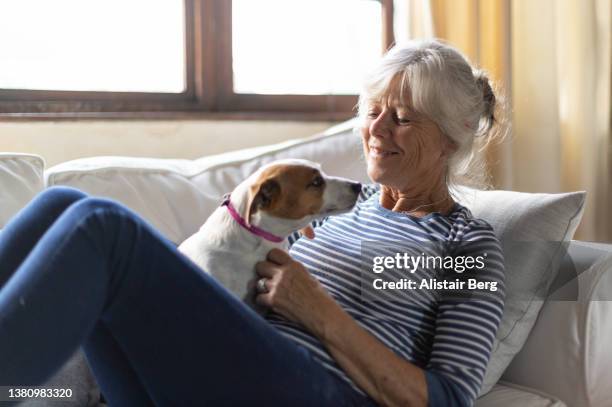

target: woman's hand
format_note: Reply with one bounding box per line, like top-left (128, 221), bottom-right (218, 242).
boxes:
top-left (256, 249), bottom-right (429, 407)
top-left (298, 225), bottom-right (315, 239)
top-left (254, 248), bottom-right (330, 327)
top-left (255, 251), bottom-right (428, 407)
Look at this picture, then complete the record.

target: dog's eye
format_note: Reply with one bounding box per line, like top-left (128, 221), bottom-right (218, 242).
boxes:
top-left (309, 176), bottom-right (325, 188)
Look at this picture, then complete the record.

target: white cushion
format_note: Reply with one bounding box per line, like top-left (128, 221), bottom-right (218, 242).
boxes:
top-left (46, 120), bottom-right (368, 244)
top-left (456, 189), bottom-right (586, 395)
top-left (475, 382), bottom-right (567, 407)
top-left (0, 153), bottom-right (45, 228)
top-left (501, 249), bottom-right (612, 407)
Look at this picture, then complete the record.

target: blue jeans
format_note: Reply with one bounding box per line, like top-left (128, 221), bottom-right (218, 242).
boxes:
top-left (0, 186), bottom-right (375, 406)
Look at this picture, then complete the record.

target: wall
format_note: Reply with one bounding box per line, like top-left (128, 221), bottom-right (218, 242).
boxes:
top-left (0, 120), bottom-right (338, 167)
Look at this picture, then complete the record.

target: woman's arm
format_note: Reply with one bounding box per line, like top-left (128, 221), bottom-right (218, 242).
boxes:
top-left (255, 249), bottom-right (428, 407)
top-left (303, 288), bottom-right (429, 407)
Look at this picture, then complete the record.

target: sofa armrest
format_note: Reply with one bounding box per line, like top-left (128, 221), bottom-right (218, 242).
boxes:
top-left (501, 242), bottom-right (612, 407)
top-left (0, 153), bottom-right (45, 228)
top-left (475, 382), bottom-right (566, 407)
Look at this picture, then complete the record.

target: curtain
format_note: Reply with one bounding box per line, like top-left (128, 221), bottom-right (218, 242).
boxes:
top-left (394, 0), bottom-right (611, 242)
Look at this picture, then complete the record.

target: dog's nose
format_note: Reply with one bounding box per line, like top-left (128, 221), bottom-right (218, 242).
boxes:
top-left (350, 182), bottom-right (362, 194)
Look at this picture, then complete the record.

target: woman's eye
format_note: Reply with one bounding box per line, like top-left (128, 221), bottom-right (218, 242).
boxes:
top-left (397, 117), bottom-right (411, 125)
top-left (392, 112), bottom-right (411, 124)
top-left (309, 176), bottom-right (325, 188)
top-left (367, 111), bottom-right (379, 118)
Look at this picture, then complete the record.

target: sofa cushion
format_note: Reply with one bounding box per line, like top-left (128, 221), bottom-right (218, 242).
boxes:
top-left (501, 248), bottom-right (612, 407)
top-left (46, 120), bottom-right (368, 244)
top-left (456, 189), bottom-right (586, 395)
top-left (20, 350), bottom-right (103, 407)
top-left (475, 382), bottom-right (567, 407)
top-left (0, 153), bottom-right (45, 228)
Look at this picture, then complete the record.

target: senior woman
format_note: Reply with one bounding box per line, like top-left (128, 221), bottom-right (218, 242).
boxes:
top-left (0, 39), bottom-right (504, 407)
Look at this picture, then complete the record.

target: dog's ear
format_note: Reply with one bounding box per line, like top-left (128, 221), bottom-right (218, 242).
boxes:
top-left (245, 178), bottom-right (280, 225)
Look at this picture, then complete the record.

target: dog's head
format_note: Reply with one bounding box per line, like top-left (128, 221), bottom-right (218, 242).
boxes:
top-left (240, 159), bottom-right (361, 235)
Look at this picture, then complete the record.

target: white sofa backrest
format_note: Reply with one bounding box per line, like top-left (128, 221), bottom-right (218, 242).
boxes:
top-left (46, 120), bottom-right (368, 244)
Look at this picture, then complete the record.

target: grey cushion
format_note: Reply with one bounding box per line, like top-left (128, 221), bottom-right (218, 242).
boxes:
top-left (456, 188), bottom-right (586, 395)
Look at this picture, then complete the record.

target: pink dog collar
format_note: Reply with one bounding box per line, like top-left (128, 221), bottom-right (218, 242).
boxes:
top-left (221, 195), bottom-right (284, 243)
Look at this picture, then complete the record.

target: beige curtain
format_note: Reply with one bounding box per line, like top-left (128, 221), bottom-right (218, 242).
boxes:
top-left (394, 0), bottom-right (611, 242)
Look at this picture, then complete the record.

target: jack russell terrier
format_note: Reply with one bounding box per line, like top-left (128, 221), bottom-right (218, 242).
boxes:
top-left (178, 158), bottom-right (362, 305)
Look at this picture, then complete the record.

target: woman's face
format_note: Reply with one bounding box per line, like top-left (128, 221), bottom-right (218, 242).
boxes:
top-left (360, 94), bottom-right (453, 192)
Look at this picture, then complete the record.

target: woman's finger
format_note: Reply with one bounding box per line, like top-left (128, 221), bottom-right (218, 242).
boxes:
top-left (255, 292), bottom-right (272, 308)
top-left (266, 248), bottom-right (292, 265)
top-left (255, 260), bottom-right (278, 278)
top-left (299, 225), bottom-right (315, 239)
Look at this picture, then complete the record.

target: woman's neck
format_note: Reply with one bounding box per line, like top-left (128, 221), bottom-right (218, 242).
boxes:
top-left (379, 183), bottom-right (455, 218)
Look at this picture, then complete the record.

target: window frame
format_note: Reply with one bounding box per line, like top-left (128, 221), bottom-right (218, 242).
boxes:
top-left (0, 0), bottom-right (394, 119)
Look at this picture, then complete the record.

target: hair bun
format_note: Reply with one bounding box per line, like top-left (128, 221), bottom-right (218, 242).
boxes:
top-left (474, 69), bottom-right (496, 136)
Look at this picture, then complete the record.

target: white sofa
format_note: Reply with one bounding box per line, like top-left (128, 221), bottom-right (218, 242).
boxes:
top-left (1, 120), bottom-right (611, 407)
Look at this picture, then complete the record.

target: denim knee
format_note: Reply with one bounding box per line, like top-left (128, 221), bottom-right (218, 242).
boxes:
top-left (38, 186), bottom-right (88, 208)
top-left (71, 197), bottom-right (127, 214)
top-left (66, 198), bottom-right (136, 230)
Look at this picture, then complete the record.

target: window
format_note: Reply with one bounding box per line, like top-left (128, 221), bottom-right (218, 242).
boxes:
top-left (0, 0), bottom-right (394, 118)
top-left (0, 0), bottom-right (185, 93)
top-left (232, 0), bottom-right (383, 95)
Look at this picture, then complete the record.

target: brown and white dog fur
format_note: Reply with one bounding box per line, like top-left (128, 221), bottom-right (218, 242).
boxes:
top-left (178, 158), bottom-right (361, 304)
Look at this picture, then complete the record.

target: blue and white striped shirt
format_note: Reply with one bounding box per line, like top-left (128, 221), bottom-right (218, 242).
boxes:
top-left (266, 185), bottom-right (505, 406)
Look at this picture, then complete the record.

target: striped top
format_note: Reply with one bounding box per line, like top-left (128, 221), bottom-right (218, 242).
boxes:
top-left (266, 185), bottom-right (505, 406)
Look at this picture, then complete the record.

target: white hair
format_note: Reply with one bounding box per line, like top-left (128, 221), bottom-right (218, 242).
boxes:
top-left (357, 39), bottom-right (504, 190)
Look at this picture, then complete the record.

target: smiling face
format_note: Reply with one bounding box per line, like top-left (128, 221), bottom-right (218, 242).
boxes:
top-left (360, 84), bottom-right (454, 193)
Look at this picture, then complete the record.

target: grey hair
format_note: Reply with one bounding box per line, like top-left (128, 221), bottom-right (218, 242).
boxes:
top-left (357, 39), bottom-right (506, 190)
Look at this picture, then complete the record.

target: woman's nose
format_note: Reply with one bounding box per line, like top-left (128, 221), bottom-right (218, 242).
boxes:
top-left (370, 111), bottom-right (392, 138)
